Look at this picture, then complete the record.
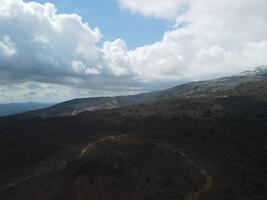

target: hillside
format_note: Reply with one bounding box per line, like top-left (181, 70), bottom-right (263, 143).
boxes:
top-left (16, 66), bottom-right (267, 119)
top-left (0, 67), bottom-right (266, 199)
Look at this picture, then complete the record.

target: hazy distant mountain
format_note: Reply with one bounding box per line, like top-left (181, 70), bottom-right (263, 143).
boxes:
top-left (0, 102), bottom-right (53, 117)
top-left (18, 66), bottom-right (267, 119)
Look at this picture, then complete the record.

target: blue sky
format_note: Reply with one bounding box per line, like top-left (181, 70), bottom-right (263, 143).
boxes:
top-left (1, 0), bottom-right (267, 103)
top-left (26, 0), bottom-right (171, 49)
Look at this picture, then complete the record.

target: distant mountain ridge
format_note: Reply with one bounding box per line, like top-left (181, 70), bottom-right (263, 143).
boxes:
top-left (238, 65), bottom-right (267, 77)
top-left (0, 102), bottom-right (53, 117)
top-left (15, 66), bottom-right (267, 119)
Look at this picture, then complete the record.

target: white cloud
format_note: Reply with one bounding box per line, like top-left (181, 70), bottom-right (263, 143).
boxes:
top-left (71, 60), bottom-right (100, 75)
top-left (102, 39), bottom-right (133, 77)
top-left (0, 0), bottom-right (103, 83)
top-left (118, 0), bottom-right (186, 20)
top-left (118, 0), bottom-right (267, 82)
top-left (0, 35), bottom-right (16, 57)
top-left (1, 0), bottom-right (267, 102)
top-left (72, 60), bottom-right (87, 73)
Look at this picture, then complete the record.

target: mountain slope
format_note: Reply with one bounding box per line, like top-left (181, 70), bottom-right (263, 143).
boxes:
top-left (0, 67), bottom-right (266, 199)
top-left (17, 66), bottom-right (267, 118)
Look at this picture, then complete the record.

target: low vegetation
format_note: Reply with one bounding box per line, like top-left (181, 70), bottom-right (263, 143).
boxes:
top-left (0, 69), bottom-right (266, 199)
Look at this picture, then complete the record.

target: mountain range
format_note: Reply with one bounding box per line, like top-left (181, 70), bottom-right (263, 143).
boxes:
top-left (0, 102), bottom-right (53, 117)
top-left (16, 66), bottom-right (267, 119)
top-left (0, 66), bottom-right (266, 200)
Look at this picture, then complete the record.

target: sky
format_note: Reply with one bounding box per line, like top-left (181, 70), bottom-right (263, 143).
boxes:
top-left (24, 0), bottom-right (171, 49)
top-left (1, 0), bottom-right (267, 103)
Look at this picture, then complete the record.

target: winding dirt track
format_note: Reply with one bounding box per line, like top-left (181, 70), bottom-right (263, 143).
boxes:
top-left (0, 135), bottom-right (118, 192)
top-left (154, 143), bottom-right (212, 200)
top-left (0, 135), bottom-right (212, 200)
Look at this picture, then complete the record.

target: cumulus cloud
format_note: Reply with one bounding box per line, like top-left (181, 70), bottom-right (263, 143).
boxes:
top-left (1, 0), bottom-right (267, 102)
top-left (0, 36), bottom-right (16, 57)
top-left (117, 0), bottom-right (267, 82)
top-left (102, 39), bottom-right (133, 77)
top-left (118, 0), bottom-right (186, 20)
top-left (0, 0), bottom-right (140, 101)
top-left (0, 0), bottom-right (103, 85)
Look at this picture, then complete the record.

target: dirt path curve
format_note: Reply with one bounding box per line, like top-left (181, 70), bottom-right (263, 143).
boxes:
top-left (0, 134), bottom-right (212, 200)
top-left (0, 135), bottom-right (121, 192)
top-left (154, 143), bottom-right (212, 200)
top-left (79, 135), bottom-right (121, 158)
top-left (0, 161), bottom-right (68, 192)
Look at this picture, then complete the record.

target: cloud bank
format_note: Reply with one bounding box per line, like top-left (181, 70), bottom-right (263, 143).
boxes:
top-left (1, 0), bottom-right (267, 102)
